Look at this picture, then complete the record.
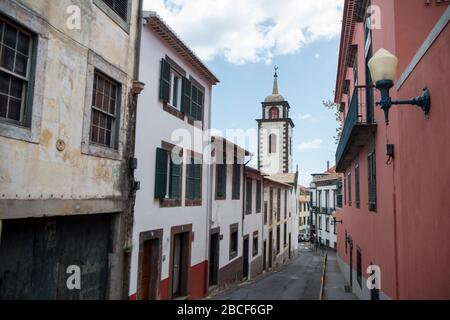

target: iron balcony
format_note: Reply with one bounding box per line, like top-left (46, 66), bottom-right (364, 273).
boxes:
top-left (336, 85), bottom-right (377, 172)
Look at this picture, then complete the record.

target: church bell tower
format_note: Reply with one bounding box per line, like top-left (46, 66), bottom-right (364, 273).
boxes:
top-left (257, 68), bottom-right (295, 174)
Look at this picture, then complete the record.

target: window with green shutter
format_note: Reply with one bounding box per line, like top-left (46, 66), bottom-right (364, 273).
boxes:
top-left (155, 148), bottom-right (168, 199)
top-left (187, 157), bottom-right (202, 200)
top-left (215, 163), bottom-right (227, 199)
top-left (181, 77), bottom-right (191, 115)
top-left (169, 159), bottom-right (181, 200)
top-left (232, 163), bottom-right (241, 200)
top-left (256, 181), bottom-right (262, 213)
top-left (246, 178), bottom-right (252, 214)
top-left (155, 147), bottom-right (182, 200)
top-left (159, 58), bottom-right (171, 102)
top-left (190, 85), bottom-right (203, 121)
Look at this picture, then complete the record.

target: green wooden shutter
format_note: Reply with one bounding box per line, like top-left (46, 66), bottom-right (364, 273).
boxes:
top-left (196, 90), bottom-right (203, 121)
top-left (232, 164), bottom-right (240, 199)
top-left (187, 160), bottom-right (193, 200)
top-left (155, 148), bottom-right (168, 199)
top-left (216, 164), bottom-right (226, 198)
top-left (181, 77), bottom-right (191, 115)
top-left (159, 59), bottom-right (171, 102)
top-left (195, 163), bottom-right (201, 199)
top-left (169, 156), bottom-right (181, 200)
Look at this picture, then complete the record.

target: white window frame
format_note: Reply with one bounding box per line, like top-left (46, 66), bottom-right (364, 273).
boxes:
top-left (169, 70), bottom-right (182, 111)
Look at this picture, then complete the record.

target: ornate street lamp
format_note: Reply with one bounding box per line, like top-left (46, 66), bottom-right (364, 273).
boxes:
top-left (332, 211), bottom-right (343, 225)
top-left (368, 48), bottom-right (431, 125)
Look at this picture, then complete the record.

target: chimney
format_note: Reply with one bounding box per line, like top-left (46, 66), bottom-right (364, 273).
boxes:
top-left (327, 161), bottom-right (330, 172)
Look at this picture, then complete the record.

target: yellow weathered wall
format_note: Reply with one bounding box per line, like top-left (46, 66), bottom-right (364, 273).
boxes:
top-left (0, 0), bottom-right (139, 201)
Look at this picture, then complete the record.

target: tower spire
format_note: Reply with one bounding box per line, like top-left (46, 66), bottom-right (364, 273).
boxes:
top-left (272, 66), bottom-right (279, 95)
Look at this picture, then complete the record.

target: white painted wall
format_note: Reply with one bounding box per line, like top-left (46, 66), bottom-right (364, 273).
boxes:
top-left (259, 122), bottom-right (285, 175)
top-left (314, 183), bottom-right (338, 249)
top-left (130, 24), bottom-right (214, 295)
top-left (243, 176), bottom-right (264, 278)
top-left (211, 162), bottom-right (244, 270)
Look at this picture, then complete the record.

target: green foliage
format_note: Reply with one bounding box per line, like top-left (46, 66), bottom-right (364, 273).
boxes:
top-left (322, 94), bottom-right (342, 145)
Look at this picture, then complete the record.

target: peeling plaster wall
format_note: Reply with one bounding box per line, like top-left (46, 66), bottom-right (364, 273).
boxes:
top-left (0, 0), bottom-right (139, 209)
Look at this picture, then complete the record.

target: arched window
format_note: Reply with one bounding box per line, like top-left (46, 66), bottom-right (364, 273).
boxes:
top-left (269, 107), bottom-right (279, 119)
top-left (269, 134), bottom-right (277, 154)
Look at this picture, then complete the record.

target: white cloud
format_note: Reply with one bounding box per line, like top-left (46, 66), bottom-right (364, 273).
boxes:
top-left (298, 113), bottom-right (312, 121)
top-left (298, 139), bottom-right (323, 151)
top-left (144, 0), bottom-right (344, 64)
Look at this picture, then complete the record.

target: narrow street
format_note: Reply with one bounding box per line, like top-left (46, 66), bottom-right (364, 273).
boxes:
top-left (211, 243), bottom-right (325, 300)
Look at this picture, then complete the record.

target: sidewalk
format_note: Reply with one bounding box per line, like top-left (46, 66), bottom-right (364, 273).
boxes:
top-left (322, 250), bottom-right (357, 300)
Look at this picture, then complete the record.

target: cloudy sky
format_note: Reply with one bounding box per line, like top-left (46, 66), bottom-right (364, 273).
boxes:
top-left (143, 0), bottom-right (344, 186)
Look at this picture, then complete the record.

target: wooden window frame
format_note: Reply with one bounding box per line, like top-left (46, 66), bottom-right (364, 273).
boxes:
top-left (89, 70), bottom-right (120, 150)
top-left (0, 16), bottom-right (34, 127)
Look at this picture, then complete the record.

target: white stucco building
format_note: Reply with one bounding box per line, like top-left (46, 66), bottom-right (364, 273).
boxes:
top-left (310, 165), bottom-right (341, 250)
top-left (243, 167), bottom-right (265, 280)
top-left (297, 185), bottom-right (311, 241)
top-left (209, 137), bottom-right (248, 291)
top-left (130, 11), bottom-right (219, 300)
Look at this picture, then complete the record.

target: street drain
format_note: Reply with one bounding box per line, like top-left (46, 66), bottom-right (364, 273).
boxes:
top-left (344, 285), bottom-right (352, 293)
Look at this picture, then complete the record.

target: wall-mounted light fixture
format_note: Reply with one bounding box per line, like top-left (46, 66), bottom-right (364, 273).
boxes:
top-left (368, 48), bottom-right (431, 125)
top-left (332, 211), bottom-right (343, 225)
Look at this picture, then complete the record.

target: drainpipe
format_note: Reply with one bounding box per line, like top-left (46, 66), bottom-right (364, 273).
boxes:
top-left (205, 88), bottom-right (214, 294)
top-left (241, 156), bottom-right (254, 231)
top-left (122, 0), bottom-right (144, 300)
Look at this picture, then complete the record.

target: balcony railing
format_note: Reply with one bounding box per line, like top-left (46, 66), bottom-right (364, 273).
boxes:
top-left (320, 207), bottom-right (335, 215)
top-left (336, 85), bottom-right (377, 172)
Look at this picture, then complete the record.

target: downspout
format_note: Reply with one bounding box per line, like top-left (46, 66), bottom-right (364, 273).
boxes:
top-left (205, 85), bottom-right (214, 295)
top-left (123, 0), bottom-right (144, 300)
top-left (241, 156), bottom-right (253, 233)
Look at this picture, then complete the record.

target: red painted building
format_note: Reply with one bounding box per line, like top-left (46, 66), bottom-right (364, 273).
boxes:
top-left (335, 0), bottom-right (450, 299)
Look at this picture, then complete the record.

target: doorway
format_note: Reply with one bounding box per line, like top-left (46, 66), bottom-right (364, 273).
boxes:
top-left (209, 229), bottom-right (220, 288)
top-left (169, 225), bottom-right (192, 300)
top-left (0, 214), bottom-right (111, 299)
top-left (139, 230), bottom-right (162, 300)
top-left (268, 230), bottom-right (273, 269)
top-left (288, 233), bottom-right (291, 259)
top-left (263, 240), bottom-right (267, 270)
top-left (243, 235), bottom-right (249, 279)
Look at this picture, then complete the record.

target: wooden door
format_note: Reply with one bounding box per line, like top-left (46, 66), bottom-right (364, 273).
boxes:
top-left (141, 238), bottom-right (160, 300)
